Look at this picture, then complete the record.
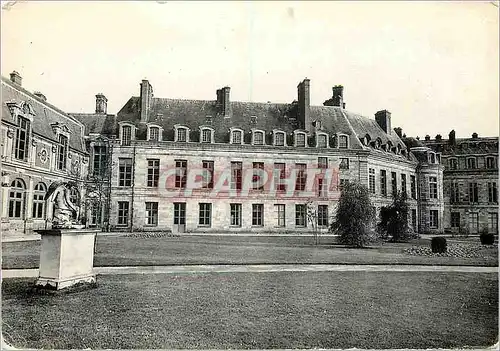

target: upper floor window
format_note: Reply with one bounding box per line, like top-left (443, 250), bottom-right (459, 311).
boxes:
top-left (57, 134), bottom-right (68, 171)
top-left (230, 129), bottom-right (243, 145)
top-left (148, 126), bottom-right (160, 141)
top-left (338, 135), bottom-right (348, 149)
top-left (386, 141), bottom-right (393, 153)
top-left (274, 131), bottom-right (286, 146)
top-left (200, 128), bottom-right (214, 143)
top-left (467, 157), bottom-right (476, 169)
top-left (118, 158), bottom-right (133, 187)
top-left (428, 152), bottom-right (436, 164)
top-left (13, 116), bottom-right (31, 161)
top-left (93, 145), bottom-right (108, 177)
top-left (486, 157), bottom-right (496, 169)
top-left (121, 125), bottom-right (132, 146)
top-left (316, 133), bottom-right (328, 148)
top-left (175, 126), bottom-right (189, 142)
top-left (448, 158), bottom-right (458, 170)
top-left (295, 132), bottom-right (306, 147)
top-left (252, 130), bottom-right (264, 146)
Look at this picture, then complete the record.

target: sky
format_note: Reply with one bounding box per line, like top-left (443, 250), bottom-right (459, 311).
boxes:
top-left (1, 1), bottom-right (498, 139)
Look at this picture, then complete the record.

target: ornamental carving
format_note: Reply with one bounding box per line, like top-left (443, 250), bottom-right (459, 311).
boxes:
top-left (7, 129), bottom-right (14, 139)
top-left (32, 139), bottom-right (38, 147)
top-left (52, 145), bottom-right (57, 153)
top-left (38, 149), bottom-right (48, 164)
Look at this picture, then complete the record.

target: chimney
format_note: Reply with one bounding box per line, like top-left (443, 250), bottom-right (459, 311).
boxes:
top-left (472, 132), bottom-right (478, 139)
top-left (449, 130), bottom-right (456, 145)
top-left (33, 91), bottom-right (47, 102)
top-left (297, 78), bottom-right (311, 131)
top-left (394, 127), bottom-right (403, 138)
top-left (217, 86), bottom-right (231, 117)
top-left (9, 71), bottom-right (22, 86)
top-left (425, 135), bottom-right (430, 141)
top-left (435, 134), bottom-right (442, 141)
top-left (375, 110), bottom-right (392, 134)
top-left (140, 79), bottom-right (153, 123)
top-left (323, 85), bottom-right (344, 108)
top-left (95, 93), bottom-right (108, 114)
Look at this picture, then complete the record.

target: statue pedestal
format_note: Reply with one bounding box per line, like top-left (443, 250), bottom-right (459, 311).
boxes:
top-left (34, 229), bottom-right (98, 290)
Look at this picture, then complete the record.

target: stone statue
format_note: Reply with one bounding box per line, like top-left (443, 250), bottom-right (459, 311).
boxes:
top-left (45, 181), bottom-right (81, 229)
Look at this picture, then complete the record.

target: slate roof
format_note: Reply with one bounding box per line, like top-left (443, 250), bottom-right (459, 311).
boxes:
top-left (70, 113), bottom-right (116, 136)
top-left (422, 137), bottom-right (499, 155)
top-left (1, 77), bottom-right (86, 153)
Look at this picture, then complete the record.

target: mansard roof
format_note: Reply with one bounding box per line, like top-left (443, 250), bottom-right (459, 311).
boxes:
top-left (422, 137), bottom-right (498, 155)
top-left (1, 77), bottom-right (86, 152)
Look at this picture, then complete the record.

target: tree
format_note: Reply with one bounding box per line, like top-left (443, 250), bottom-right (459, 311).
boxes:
top-left (330, 181), bottom-right (374, 248)
top-left (377, 191), bottom-right (413, 242)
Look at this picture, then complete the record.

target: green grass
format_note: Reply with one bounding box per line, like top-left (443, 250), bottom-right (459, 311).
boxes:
top-left (2, 272), bottom-right (498, 349)
top-left (2, 235), bottom-right (498, 269)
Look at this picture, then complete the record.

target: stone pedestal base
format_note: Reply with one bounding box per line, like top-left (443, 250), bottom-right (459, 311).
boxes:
top-left (35, 229), bottom-right (98, 290)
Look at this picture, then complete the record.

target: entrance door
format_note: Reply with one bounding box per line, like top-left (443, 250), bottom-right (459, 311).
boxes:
top-left (173, 202), bottom-right (186, 233)
top-left (469, 213), bottom-right (479, 234)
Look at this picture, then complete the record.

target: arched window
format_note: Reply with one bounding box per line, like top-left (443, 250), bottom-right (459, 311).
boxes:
top-left (231, 129), bottom-right (243, 144)
top-left (252, 130), bottom-right (265, 146)
top-left (200, 127), bottom-right (214, 143)
top-left (8, 179), bottom-right (25, 219)
top-left (338, 135), bottom-right (348, 149)
top-left (149, 126), bottom-right (160, 141)
top-left (467, 157), bottom-right (476, 169)
top-left (317, 133), bottom-right (328, 148)
top-left (273, 130), bottom-right (286, 146)
top-left (33, 182), bottom-right (47, 219)
top-left (175, 126), bottom-right (189, 142)
top-left (429, 152), bottom-right (436, 164)
top-left (295, 132), bottom-right (307, 147)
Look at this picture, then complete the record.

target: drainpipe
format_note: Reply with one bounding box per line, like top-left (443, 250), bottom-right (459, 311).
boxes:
top-left (129, 145), bottom-right (136, 232)
top-left (106, 140), bottom-right (113, 232)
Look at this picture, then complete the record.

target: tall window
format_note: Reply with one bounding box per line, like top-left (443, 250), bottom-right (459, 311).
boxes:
top-left (449, 158), bottom-right (458, 170)
top-left (230, 204), bottom-right (242, 226)
top-left (8, 179), bottom-right (25, 218)
top-left (145, 202), bottom-right (158, 226)
top-left (450, 182), bottom-right (460, 203)
top-left (118, 158), bottom-right (133, 187)
top-left (318, 157), bottom-right (328, 169)
top-left (429, 176), bottom-right (438, 199)
top-left (467, 158), bottom-right (476, 169)
top-left (199, 203), bottom-right (212, 227)
top-left (317, 134), bottom-right (327, 148)
top-left (93, 145), bottom-right (107, 177)
top-left (380, 170), bottom-right (387, 197)
top-left (429, 153), bottom-right (436, 164)
top-left (401, 174), bottom-right (407, 195)
top-left (274, 132), bottom-right (285, 146)
top-left (57, 135), bottom-right (68, 171)
top-left (232, 130), bottom-right (242, 144)
top-left (318, 205), bottom-right (328, 227)
top-left (468, 182), bottom-right (478, 203)
top-left (295, 164), bottom-right (307, 191)
top-left (275, 204), bottom-right (285, 227)
top-left (339, 158), bottom-right (349, 170)
top-left (253, 131), bottom-right (264, 145)
top-left (488, 213), bottom-right (498, 233)
top-left (252, 162), bottom-right (265, 190)
top-left (488, 182), bottom-right (498, 203)
top-left (318, 178), bottom-right (326, 197)
top-left (177, 128), bottom-right (187, 142)
top-left (32, 182), bottom-right (47, 219)
top-left (410, 175), bottom-right (416, 199)
top-left (201, 129), bottom-right (212, 143)
top-left (91, 203), bottom-right (102, 227)
top-left (295, 204), bottom-right (306, 227)
top-left (121, 125), bottom-right (131, 146)
top-left (202, 161), bottom-right (214, 189)
top-left (175, 160), bottom-right (187, 188)
top-left (149, 127), bottom-right (160, 141)
top-left (231, 162), bottom-right (242, 190)
top-left (274, 163), bottom-right (286, 191)
top-left (147, 159), bottom-right (160, 187)
top-left (469, 213), bottom-right (479, 234)
top-left (338, 135), bottom-right (348, 149)
top-left (14, 116), bottom-right (30, 160)
top-left (174, 203), bottom-right (186, 225)
top-left (117, 201), bottom-right (129, 226)
top-left (451, 212), bottom-right (460, 228)
top-left (429, 210), bottom-right (439, 229)
top-left (252, 204), bottom-right (264, 226)
top-left (295, 133), bottom-right (306, 147)
top-left (369, 168), bottom-right (376, 194)
top-left (391, 172), bottom-right (397, 196)
top-left (486, 157), bottom-right (496, 169)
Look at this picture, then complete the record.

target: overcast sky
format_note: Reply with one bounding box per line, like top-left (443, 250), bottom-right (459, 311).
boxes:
top-left (1, 1), bottom-right (498, 139)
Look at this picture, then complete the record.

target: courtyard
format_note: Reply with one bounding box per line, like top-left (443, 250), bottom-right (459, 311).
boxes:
top-left (1, 234), bottom-right (498, 349)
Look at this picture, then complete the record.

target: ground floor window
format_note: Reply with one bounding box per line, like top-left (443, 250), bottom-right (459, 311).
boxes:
top-left (117, 201), bottom-right (129, 226)
top-left (91, 203), bottom-right (102, 227)
top-left (469, 212), bottom-right (479, 234)
top-left (230, 204), bottom-right (242, 227)
top-left (9, 179), bottom-right (25, 219)
top-left (32, 182), bottom-right (46, 219)
top-left (450, 212), bottom-right (460, 228)
top-left (199, 203), bottom-right (212, 227)
top-left (174, 203), bottom-right (186, 225)
top-left (317, 205), bottom-right (328, 227)
top-left (429, 210), bottom-right (439, 229)
top-left (145, 202), bottom-right (158, 226)
top-left (295, 204), bottom-right (306, 227)
top-left (275, 204), bottom-right (285, 227)
top-left (488, 213), bottom-right (498, 233)
top-left (252, 204), bottom-right (264, 226)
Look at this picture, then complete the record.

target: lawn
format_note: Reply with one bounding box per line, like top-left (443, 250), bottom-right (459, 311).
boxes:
top-left (2, 271), bottom-right (498, 349)
top-left (2, 235), bottom-right (498, 269)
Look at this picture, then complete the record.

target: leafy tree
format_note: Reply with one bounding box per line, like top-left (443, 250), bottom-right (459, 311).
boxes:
top-left (330, 181), bottom-right (374, 248)
top-left (377, 191), bottom-right (413, 242)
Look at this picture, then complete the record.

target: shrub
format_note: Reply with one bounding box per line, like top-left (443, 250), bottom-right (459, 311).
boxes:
top-left (377, 191), bottom-right (414, 242)
top-left (480, 231), bottom-right (495, 245)
top-left (431, 237), bottom-right (447, 253)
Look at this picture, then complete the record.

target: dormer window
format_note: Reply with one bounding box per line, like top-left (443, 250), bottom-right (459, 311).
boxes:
top-left (295, 132), bottom-right (307, 147)
top-left (200, 127), bottom-right (214, 144)
top-left (121, 125), bottom-right (132, 146)
top-left (273, 130), bottom-right (286, 146)
top-left (467, 157), bottom-right (476, 169)
top-left (316, 133), bottom-right (328, 148)
top-left (252, 130), bottom-right (265, 146)
top-left (175, 126), bottom-right (189, 142)
top-left (449, 158), bottom-right (458, 170)
top-left (338, 134), bottom-right (348, 149)
top-left (230, 128), bottom-right (243, 144)
top-left (147, 125), bottom-right (163, 141)
top-left (486, 156), bottom-right (496, 169)
top-left (429, 152), bottom-right (436, 164)
top-left (13, 116), bottom-right (31, 161)
top-left (386, 141), bottom-right (393, 153)
top-left (396, 144), bottom-right (402, 155)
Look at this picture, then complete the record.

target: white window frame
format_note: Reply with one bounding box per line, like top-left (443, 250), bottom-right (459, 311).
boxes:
top-left (146, 123), bottom-right (163, 141)
top-left (199, 126), bottom-right (215, 144)
top-left (273, 130), bottom-right (287, 147)
top-left (316, 132), bottom-right (329, 148)
top-left (118, 122), bottom-right (136, 146)
top-left (229, 127), bottom-right (244, 145)
top-left (337, 133), bottom-right (349, 149)
top-left (174, 125), bottom-right (190, 142)
top-left (252, 129), bottom-right (265, 146)
top-left (294, 130), bottom-right (308, 148)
